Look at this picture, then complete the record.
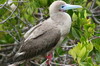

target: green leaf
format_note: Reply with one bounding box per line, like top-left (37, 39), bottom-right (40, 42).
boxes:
top-left (84, 10), bottom-right (87, 18)
top-left (86, 57), bottom-right (93, 64)
top-left (78, 47), bottom-right (86, 58)
top-left (74, 43), bottom-right (82, 54)
top-left (68, 49), bottom-right (76, 60)
top-left (0, 8), bottom-right (7, 16)
top-left (94, 44), bottom-right (100, 52)
top-left (72, 13), bottom-right (78, 22)
top-left (69, 43), bottom-right (82, 60)
top-left (0, 0), bottom-right (6, 4)
top-left (86, 42), bottom-right (93, 52)
top-left (77, 57), bottom-right (81, 64)
top-left (71, 27), bottom-right (80, 39)
top-left (95, 52), bottom-right (100, 64)
top-left (0, 40), bottom-right (7, 43)
top-left (96, 0), bottom-right (100, 6)
top-left (39, 0), bottom-right (47, 6)
top-left (55, 47), bottom-right (66, 56)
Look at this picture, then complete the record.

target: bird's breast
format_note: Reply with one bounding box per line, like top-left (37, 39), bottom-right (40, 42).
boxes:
top-left (58, 19), bottom-right (72, 37)
top-left (53, 12), bottom-right (72, 37)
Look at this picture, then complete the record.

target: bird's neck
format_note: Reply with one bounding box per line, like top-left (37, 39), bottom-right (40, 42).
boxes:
top-left (50, 12), bottom-right (72, 37)
top-left (50, 12), bottom-right (71, 25)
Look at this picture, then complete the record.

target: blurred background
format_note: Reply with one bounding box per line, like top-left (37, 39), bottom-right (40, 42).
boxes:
top-left (0, 0), bottom-right (100, 66)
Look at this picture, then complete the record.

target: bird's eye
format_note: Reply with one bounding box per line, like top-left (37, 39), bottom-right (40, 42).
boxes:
top-left (61, 5), bottom-right (65, 8)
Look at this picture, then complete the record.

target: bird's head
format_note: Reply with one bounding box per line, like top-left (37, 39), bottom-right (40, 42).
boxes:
top-left (49, 1), bottom-right (82, 15)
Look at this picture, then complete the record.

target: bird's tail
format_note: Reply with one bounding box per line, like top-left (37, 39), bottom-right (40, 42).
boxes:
top-left (7, 52), bottom-right (25, 65)
top-left (8, 64), bottom-right (17, 66)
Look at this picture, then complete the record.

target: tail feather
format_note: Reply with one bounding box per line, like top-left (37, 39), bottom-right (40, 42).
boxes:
top-left (7, 52), bottom-right (25, 64)
top-left (8, 64), bottom-right (17, 66)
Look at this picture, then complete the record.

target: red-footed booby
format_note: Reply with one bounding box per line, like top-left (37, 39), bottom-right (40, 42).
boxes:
top-left (8, 1), bottom-right (82, 66)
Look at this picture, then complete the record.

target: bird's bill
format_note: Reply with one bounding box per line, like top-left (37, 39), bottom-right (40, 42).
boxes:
top-left (63, 4), bottom-right (82, 10)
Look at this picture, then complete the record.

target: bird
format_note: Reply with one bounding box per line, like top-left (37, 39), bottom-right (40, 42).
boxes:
top-left (8, 1), bottom-right (82, 66)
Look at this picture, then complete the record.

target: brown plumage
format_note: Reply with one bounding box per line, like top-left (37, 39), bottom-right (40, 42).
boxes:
top-left (14, 23), bottom-right (61, 62)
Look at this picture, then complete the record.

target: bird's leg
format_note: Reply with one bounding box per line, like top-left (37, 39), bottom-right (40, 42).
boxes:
top-left (46, 52), bottom-right (53, 66)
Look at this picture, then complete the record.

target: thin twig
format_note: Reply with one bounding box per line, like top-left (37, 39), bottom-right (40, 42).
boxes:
top-left (7, 21), bottom-right (21, 41)
top-left (92, 6), bottom-right (99, 11)
top-left (30, 61), bottom-right (40, 66)
top-left (40, 59), bottom-right (48, 66)
top-left (61, 45), bottom-right (76, 48)
top-left (0, 0), bottom-right (8, 9)
top-left (51, 62), bottom-right (75, 66)
top-left (7, 30), bottom-right (19, 43)
top-left (91, 15), bottom-right (100, 24)
top-left (4, 5), bottom-right (33, 27)
top-left (0, 46), bottom-right (13, 53)
top-left (89, 36), bottom-right (100, 41)
top-left (90, 0), bottom-right (96, 9)
top-left (95, 32), bottom-right (100, 33)
top-left (38, 8), bottom-right (44, 23)
top-left (89, 0), bottom-right (100, 24)
top-left (6, 1), bottom-right (21, 57)
top-left (0, 6), bottom-right (17, 24)
top-left (0, 44), bottom-right (15, 47)
top-left (8, 1), bottom-right (29, 3)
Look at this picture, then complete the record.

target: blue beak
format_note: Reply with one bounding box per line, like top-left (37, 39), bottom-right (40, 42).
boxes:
top-left (61, 4), bottom-right (82, 10)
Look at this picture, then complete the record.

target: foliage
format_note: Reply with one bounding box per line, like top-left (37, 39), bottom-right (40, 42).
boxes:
top-left (69, 41), bottom-right (93, 66)
top-left (0, 0), bottom-right (100, 66)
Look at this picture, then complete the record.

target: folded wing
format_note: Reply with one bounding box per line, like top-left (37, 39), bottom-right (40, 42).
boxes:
top-left (13, 22), bottom-right (61, 62)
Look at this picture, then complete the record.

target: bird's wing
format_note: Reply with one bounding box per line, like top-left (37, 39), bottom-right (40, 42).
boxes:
top-left (24, 21), bottom-right (55, 42)
top-left (24, 23), bottom-right (42, 39)
top-left (14, 27), bottom-right (61, 62)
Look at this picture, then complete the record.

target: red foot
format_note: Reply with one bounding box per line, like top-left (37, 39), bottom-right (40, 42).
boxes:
top-left (46, 53), bottom-right (53, 65)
